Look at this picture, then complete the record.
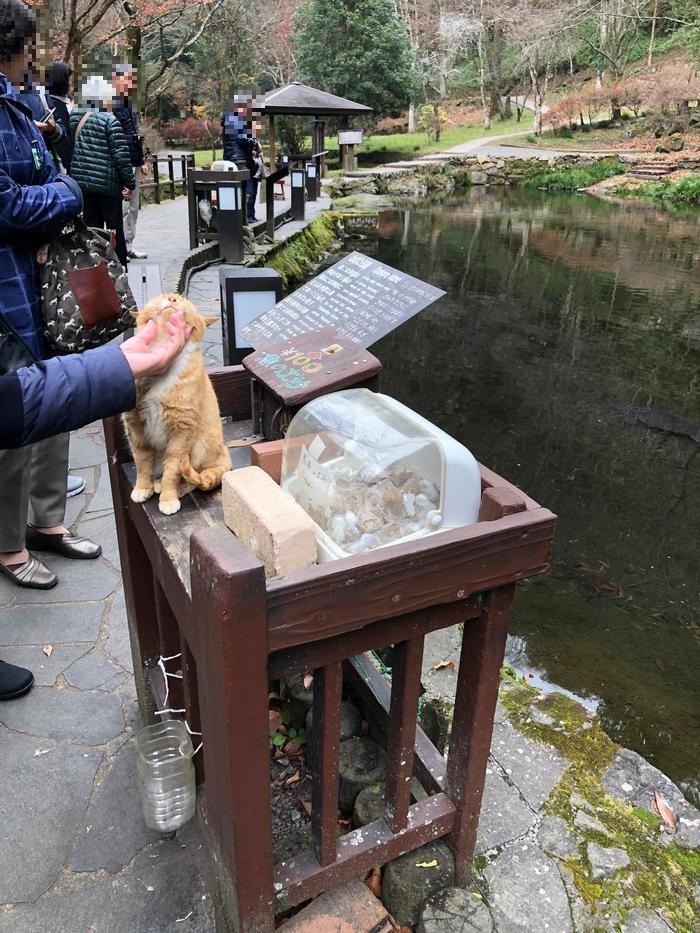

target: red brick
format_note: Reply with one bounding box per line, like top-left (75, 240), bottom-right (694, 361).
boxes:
top-left (280, 878), bottom-right (392, 932)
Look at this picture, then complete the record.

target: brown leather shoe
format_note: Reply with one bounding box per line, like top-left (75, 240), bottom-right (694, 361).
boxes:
top-left (25, 527), bottom-right (102, 560)
top-left (0, 554), bottom-right (57, 589)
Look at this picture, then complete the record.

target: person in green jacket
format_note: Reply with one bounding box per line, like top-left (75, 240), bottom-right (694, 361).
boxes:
top-left (69, 75), bottom-right (135, 266)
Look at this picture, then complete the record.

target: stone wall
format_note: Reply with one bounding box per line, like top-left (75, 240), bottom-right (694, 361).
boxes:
top-left (326, 153), bottom-right (618, 199)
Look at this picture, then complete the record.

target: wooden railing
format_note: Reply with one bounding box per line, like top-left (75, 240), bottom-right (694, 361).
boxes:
top-left (103, 365), bottom-right (556, 931)
top-left (140, 153), bottom-right (195, 204)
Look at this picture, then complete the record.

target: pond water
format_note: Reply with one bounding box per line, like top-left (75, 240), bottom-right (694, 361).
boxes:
top-left (356, 187), bottom-right (700, 801)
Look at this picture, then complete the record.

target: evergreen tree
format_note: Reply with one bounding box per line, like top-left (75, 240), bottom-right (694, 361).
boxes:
top-left (293, 0), bottom-right (418, 116)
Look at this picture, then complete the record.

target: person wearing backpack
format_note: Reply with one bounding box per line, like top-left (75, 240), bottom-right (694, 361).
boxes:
top-left (69, 75), bottom-right (135, 266)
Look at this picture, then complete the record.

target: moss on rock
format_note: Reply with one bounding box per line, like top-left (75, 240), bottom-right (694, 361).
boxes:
top-left (248, 212), bottom-right (341, 290)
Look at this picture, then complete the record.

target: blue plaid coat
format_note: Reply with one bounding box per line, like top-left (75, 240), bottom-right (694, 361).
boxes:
top-left (0, 73), bottom-right (83, 360)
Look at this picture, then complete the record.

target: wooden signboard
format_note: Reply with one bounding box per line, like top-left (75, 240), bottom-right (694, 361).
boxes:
top-left (242, 327), bottom-right (381, 407)
top-left (239, 252), bottom-right (446, 350)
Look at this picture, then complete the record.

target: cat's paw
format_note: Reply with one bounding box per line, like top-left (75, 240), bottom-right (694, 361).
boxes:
top-left (158, 498), bottom-right (181, 515)
top-left (131, 486), bottom-right (154, 503)
top-left (153, 479), bottom-right (162, 494)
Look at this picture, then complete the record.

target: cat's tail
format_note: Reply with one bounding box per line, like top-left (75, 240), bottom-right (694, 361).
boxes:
top-left (179, 456), bottom-right (228, 492)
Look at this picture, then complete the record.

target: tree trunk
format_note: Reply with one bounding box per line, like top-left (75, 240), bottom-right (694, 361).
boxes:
top-left (477, 34), bottom-right (491, 131)
top-left (647, 0), bottom-right (659, 67)
top-left (504, 95), bottom-right (512, 118)
top-left (528, 61), bottom-right (543, 135)
top-left (432, 102), bottom-right (441, 142)
top-left (408, 100), bottom-right (416, 133)
top-left (486, 24), bottom-right (506, 120)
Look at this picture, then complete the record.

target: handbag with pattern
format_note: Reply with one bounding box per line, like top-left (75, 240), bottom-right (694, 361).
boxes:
top-left (38, 215), bottom-right (136, 354)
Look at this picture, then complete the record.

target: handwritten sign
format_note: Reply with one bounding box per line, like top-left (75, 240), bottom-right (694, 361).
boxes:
top-left (243, 327), bottom-right (382, 406)
top-left (239, 252), bottom-right (446, 350)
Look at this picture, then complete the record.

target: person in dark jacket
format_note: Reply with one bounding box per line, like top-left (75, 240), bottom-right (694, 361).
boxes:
top-left (0, 311), bottom-right (191, 701)
top-left (112, 63), bottom-right (148, 259)
top-left (45, 60), bottom-right (74, 171)
top-left (69, 75), bottom-right (135, 266)
top-left (0, 0), bottom-right (102, 593)
top-left (221, 94), bottom-right (261, 224)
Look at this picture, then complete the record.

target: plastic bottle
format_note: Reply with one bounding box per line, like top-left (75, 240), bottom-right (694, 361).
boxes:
top-left (135, 720), bottom-right (196, 836)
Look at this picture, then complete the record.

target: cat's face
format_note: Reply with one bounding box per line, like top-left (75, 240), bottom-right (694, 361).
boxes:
top-left (134, 293), bottom-right (217, 344)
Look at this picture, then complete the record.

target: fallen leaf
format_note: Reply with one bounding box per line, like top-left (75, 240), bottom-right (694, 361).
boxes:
top-left (226, 436), bottom-right (259, 448)
top-left (300, 798), bottom-right (312, 816)
top-left (303, 673), bottom-right (313, 690)
top-left (285, 771), bottom-right (301, 786)
top-left (431, 659), bottom-right (455, 672)
top-left (337, 817), bottom-right (352, 829)
top-left (651, 790), bottom-right (677, 831)
top-left (415, 859), bottom-right (438, 868)
top-left (42, 645), bottom-right (53, 657)
top-left (655, 658), bottom-right (667, 672)
top-left (268, 691), bottom-right (281, 701)
top-left (285, 738), bottom-right (303, 756)
top-left (365, 866), bottom-right (382, 898)
top-left (269, 710), bottom-right (282, 736)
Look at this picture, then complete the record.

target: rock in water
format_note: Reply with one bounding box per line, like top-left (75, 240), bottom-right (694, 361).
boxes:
top-left (382, 840), bottom-right (454, 927)
top-left (418, 887), bottom-right (493, 932)
top-left (338, 737), bottom-right (386, 814)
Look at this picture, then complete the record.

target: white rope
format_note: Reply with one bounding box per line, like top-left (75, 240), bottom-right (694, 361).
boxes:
top-left (154, 653), bottom-right (203, 754)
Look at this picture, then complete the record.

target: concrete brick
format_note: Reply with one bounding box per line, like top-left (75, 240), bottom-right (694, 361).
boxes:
top-left (280, 878), bottom-right (392, 932)
top-left (222, 467), bottom-right (317, 578)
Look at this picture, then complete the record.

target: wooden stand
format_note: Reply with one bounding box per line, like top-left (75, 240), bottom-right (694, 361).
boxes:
top-left (104, 365), bottom-right (556, 931)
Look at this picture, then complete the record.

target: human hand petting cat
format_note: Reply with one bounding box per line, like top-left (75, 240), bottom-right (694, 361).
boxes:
top-left (120, 311), bottom-right (192, 378)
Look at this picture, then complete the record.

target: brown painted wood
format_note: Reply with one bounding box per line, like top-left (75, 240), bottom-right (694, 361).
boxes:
top-left (385, 637), bottom-right (425, 833)
top-left (445, 585), bottom-right (514, 885)
top-left (104, 417), bottom-right (160, 717)
top-left (268, 598), bottom-right (482, 682)
top-left (310, 663), bottom-right (342, 866)
top-left (207, 366), bottom-right (253, 420)
top-left (479, 486), bottom-right (528, 522)
top-left (191, 525), bottom-right (275, 932)
top-left (180, 635), bottom-right (204, 784)
top-left (274, 794), bottom-right (456, 911)
top-left (345, 654), bottom-right (446, 796)
top-left (153, 576), bottom-right (184, 711)
top-left (266, 508), bottom-right (555, 650)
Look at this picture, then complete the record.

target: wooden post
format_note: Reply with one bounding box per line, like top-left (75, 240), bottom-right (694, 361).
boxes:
top-left (385, 636), bottom-right (424, 833)
top-left (102, 417), bottom-right (160, 719)
top-left (152, 156), bottom-right (160, 204)
top-left (311, 663), bottom-right (342, 866)
top-left (180, 155), bottom-right (187, 195)
top-left (190, 526), bottom-right (275, 932)
top-left (268, 113), bottom-right (276, 169)
top-left (153, 578), bottom-right (184, 711)
top-left (168, 155), bottom-right (176, 200)
top-left (187, 170), bottom-right (197, 249)
top-left (445, 585), bottom-right (514, 885)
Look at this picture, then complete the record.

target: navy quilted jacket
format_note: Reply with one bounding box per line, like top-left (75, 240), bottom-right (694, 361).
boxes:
top-left (69, 108), bottom-right (135, 198)
top-left (0, 73), bottom-right (83, 360)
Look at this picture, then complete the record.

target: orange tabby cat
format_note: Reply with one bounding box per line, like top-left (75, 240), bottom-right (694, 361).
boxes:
top-left (123, 293), bottom-right (230, 515)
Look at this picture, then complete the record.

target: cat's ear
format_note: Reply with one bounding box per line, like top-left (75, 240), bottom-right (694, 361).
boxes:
top-left (203, 315), bottom-right (218, 327)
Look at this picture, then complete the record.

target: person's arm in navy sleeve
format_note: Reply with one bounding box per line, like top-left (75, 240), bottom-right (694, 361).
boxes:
top-left (0, 167), bottom-right (82, 235)
top-left (0, 314), bottom-right (192, 448)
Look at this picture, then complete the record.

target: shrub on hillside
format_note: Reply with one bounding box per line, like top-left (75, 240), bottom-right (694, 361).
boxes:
top-left (520, 157), bottom-right (626, 191)
top-left (163, 116), bottom-right (219, 149)
top-left (642, 64), bottom-right (700, 130)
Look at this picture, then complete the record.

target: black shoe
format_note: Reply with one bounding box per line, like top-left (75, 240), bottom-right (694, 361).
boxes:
top-left (25, 526), bottom-right (102, 560)
top-left (0, 660), bottom-right (34, 700)
top-left (0, 554), bottom-right (57, 589)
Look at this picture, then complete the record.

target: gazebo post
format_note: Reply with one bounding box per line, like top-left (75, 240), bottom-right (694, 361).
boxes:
top-left (268, 113), bottom-right (276, 168)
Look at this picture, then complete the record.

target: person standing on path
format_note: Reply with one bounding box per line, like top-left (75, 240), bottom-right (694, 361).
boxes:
top-left (0, 0), bottom-right (102, 592)
top-left (45, 60), bottom-right (74, 171)
top-left (221, 92), bottom-right (261, 224)
top-left (112, 63), bottom-right (148, 259)
top-left (69, 75), bottom-right (135, 267)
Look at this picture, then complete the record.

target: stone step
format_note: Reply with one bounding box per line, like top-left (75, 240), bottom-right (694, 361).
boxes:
top-left (279, 878), bottom-right (393, 932)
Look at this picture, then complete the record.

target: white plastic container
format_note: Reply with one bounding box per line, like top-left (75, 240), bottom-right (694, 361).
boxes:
top-left (281, 389), bottom-right (481, 562)
top-left (135, 720), bottom-right (196, 835)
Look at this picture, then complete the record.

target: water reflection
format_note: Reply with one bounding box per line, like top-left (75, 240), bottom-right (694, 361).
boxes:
top-left (364, 187), bottom-right (700, 801)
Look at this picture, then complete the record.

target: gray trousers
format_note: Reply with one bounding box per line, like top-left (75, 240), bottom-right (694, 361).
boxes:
top-left (122, 171), bottom-right (140, 250)
top-left (0, 433), bottom-right (69, 552)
